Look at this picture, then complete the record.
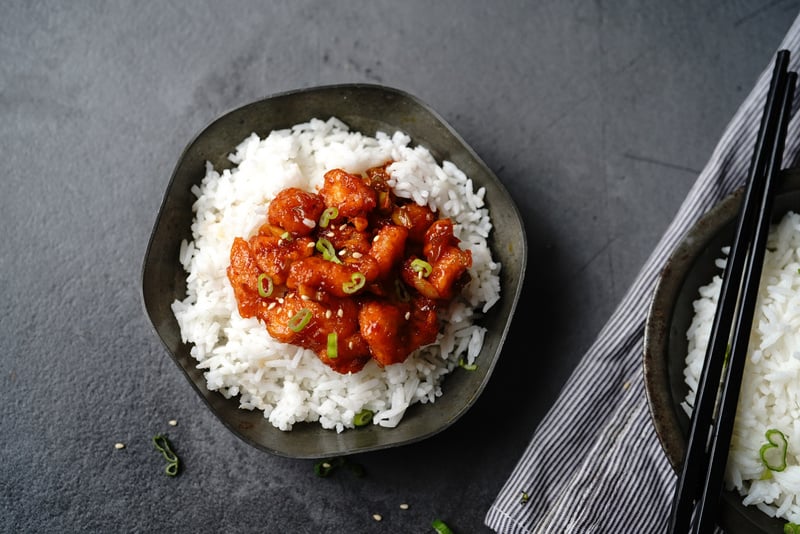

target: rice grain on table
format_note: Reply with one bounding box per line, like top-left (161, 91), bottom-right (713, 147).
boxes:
top-left (684, 211), bottom-right (800, 523)
top-left (171, 117), bottom-right (501, 432)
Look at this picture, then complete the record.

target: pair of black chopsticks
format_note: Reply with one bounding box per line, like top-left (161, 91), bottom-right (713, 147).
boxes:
top-left (668, 50), bottom-right (797, 533)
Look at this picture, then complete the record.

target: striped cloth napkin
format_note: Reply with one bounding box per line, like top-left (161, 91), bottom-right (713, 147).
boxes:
top-left (485, 13), bottom-right (800, 534)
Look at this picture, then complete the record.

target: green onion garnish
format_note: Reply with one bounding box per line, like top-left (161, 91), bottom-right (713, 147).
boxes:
top-left (288, 308), bottom-right (312, 332)
top-left (314, 457), bottom-right (344, 477)
top-left (313, 456), bottom-right (364, 478)
top-left (316, 238), bottom-right (342, 264)
top-left (257, 273), bottom-right (273, 298)
top-left (431, 519), bottom-right (454, 534)
top-left (411, 258), bottom-right (432, 277)
top-left (342, 272), bottom-right (366, 294)
top-left (327, 332), bottom-right (338, 359)
top-left (459, 357), bottom-right (477, 371)
top-left (520, 491), bottom-right (530, 505)
top-left (353, 409), bottom-right (373, 427)
top-left (785, 522), bottom-right (800, 534)
top-left (152, 434), bottom-right (179, 476)
top-left (760, 428), bottom-right (788, 472)
top-left (319, 207), bottom-right (338, 228)
top-left (280, 231), bottom-right (292, 241)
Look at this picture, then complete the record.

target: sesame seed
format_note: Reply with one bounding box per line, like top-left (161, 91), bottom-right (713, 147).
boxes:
top-left (114, 443), bottom-right (125, 450)
top-left (339, 224), bottom-right (347, 231)
top-left (337, 309), bottom-right (344, 317)
top-left (325, 310), bottom-right (332, 319)
top-left (348, 341), bottom-right (354, 349)
top-left (301, 294), bottom-right (310, 301)
top-left (404, 312), bottom-right (411, 320)
top-left (339, 249), bottom-right (346, 256)
top-left (268, 302), bottom-right (276, 310)
top-left (278, 298), bottom-right (284, 304)
top-left (352, 252), bottom-right (362, 259)
top-left (168, 419), bottom-right (178, 426)
top-left (372, 514), bottom-right (382, 522)
top-left (373, 235), bottom-right (380, 242)
top-left (307, 241), bottom-right (316, 248)
top-left (322, 462), bottom-right (331, 469)
top-left (399, 503), bottom-right (409, 510)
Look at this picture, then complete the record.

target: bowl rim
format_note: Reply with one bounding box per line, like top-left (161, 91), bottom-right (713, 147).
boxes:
top-left (140, 83), bottom-right (528, 458)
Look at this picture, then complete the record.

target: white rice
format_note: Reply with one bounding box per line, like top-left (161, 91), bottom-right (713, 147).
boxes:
top-left (684, 211), bottom-right (800, 523)
top-left (171, 117), bottom-right (501, 432)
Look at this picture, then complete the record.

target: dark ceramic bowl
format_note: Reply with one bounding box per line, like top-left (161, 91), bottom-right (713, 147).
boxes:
top-left (142, 84), bottom-right (526, 459)
top-left (643, 168), bottom-right (800, 532)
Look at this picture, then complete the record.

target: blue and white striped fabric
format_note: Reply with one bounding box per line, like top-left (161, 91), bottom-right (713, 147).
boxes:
top-left (485, 13), bottom-right (800, 534)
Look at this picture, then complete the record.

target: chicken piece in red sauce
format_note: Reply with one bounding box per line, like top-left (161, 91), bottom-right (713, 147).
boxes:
top-left (226, 163), bottom-right (473, 374)
top-left (246, 233), bottom-right (315, 286)
top-left (286, 255), bottom-right (379, 299)
top-left (320, 168), bottom-right (376, 231)
top-left (320, 218), bottom-right (372, 257)
top-left (228, 237), bottom-right (263, 318)
top-left (392, 202), bottom-right (436, 244)
top-left (262, 291), bottom-right (371, 374)
top-left (268, 187), bottom-right (325, 237)
top-left (369, 225), bottom-right (408, 279)
top-left (402, 219), bottom-right (472, 300)
top-left (359, 296), bottom-right (438, 366)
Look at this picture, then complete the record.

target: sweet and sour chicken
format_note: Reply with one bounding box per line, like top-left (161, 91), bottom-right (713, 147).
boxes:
top-left (226, 165), bottom-right (473, 373)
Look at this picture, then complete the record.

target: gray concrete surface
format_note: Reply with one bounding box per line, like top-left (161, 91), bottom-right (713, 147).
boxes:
top-left (2, 1), bottom-right (799, 532)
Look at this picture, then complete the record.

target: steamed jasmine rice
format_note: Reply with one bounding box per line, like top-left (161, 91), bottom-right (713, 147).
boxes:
top-left (171, 117), bottom-right (501, 432)
top-left (684, 211), bottom-right (800, 523)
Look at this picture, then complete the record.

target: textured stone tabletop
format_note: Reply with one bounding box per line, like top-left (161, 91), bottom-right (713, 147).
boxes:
top-left (2, 2), bottom-right (798, 532)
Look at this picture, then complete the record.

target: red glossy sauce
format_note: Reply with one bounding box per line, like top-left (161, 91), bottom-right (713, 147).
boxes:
top-left (226, 164), bottom-right (473, 374)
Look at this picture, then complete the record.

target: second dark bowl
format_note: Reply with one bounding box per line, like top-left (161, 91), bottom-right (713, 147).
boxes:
top-left (644, 168), bottom-right (800, 533)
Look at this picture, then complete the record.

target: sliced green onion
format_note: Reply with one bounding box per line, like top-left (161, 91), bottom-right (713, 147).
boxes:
top-left (280, 231), bottom-right (292, 241)
top-left (342, 272), bottom-right (366, 294)
top-left (353, 409), bottom-right (373, 427)
top-left (459, 357), bottom-right (477, 371)
top-left (760, 428), bottom-right (788, 472)
top-left (313, 456), bottom-right (364, 478)
top-left (288, 308), bottom-right (312, 332)
top-left (319, 207), bottom-right (338, 228)
top-left (314, 457), bottom-right (343, 477)
top-left (411, 258), bottom-right (432, 277)
top-left (257, 273), bottom-right (273, 298)
top-left (431, 519), bottom-right (454, 534)
top-left (327, 332), bottom-right (338, 359)
top-left (520, 491), bottom-right (530, 505)
top-left (785, 522), bottom-right (800, 534)
top-left (316, 238), bottom-right (342, 264)
top-left (152, 434), bottom-right (180, 476)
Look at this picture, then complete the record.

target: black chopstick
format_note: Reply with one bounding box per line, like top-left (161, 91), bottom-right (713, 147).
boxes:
top-left (668, 50), bottom-right (796, 533)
